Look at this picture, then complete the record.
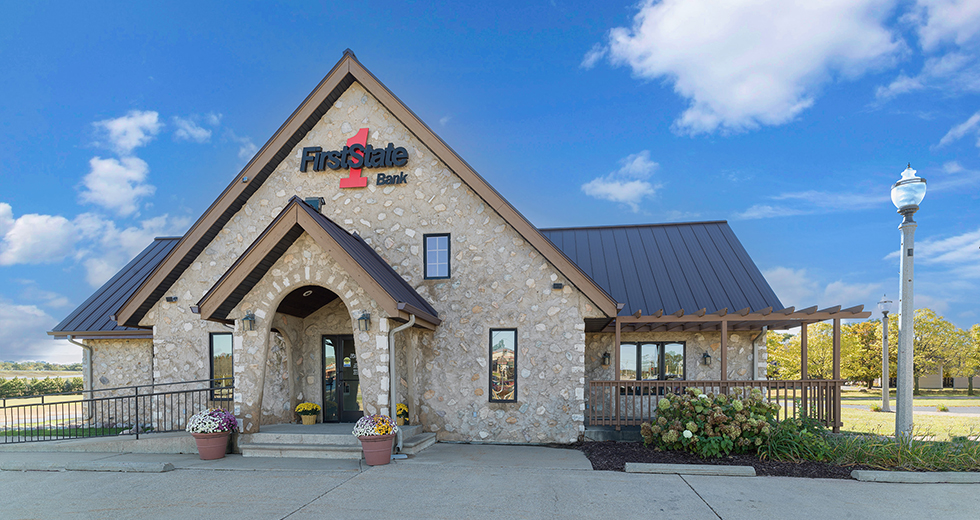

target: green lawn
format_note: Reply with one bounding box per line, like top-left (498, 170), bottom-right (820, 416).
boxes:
top-left (840, 407), bottom-right (980, 441)
top-left (844, 398), bottom-right (980, 408)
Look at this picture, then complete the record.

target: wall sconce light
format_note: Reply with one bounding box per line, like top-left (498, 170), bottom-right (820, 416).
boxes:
top-left (601, 352), bottom-right (611, 368)
top-left (242, 311), bottom-right (256, 331)
top-left (702, 352), bottom-right (712, 366)
top-left (165, 296), bottom-right (178, 303)
top-left (357, 312), bottom-right (371, 332)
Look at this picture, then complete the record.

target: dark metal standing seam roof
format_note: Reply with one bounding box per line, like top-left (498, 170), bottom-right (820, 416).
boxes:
top-left (200, 196), bottom-right (439, 324)
top-left (539, 222), bottom-right (783, 317)
top-left (48, 238), bottom-right (180, 337)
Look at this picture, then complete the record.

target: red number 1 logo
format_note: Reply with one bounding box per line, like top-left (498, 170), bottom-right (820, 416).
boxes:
top-left (339, 128), bottom-right (369, 188)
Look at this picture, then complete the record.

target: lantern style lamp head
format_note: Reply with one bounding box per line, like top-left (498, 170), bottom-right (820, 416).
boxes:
top-left (890, 164), bottom-right (926, 219)
top-left (357, 312), bottom-right (371, 331)
top-left (601, 352), bottom-right (611, 368)
top-left (877, 295), bottom-right (893, 316)
top-left (242, 311), bottom-right (256, 331)
top-left (702, 352), bottom-right (712, 366)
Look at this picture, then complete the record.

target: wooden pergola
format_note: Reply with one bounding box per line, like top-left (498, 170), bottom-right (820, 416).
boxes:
top-left (609, 304), bottom-right (871, 381)
top-left (588, 305), bottom-right (871, 432)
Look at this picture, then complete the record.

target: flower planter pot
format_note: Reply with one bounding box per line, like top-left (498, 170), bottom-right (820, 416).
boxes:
top-left (191, 431), bottom-right (231, 460)
top-left (358, 433), bottom-right (395, 466)
top-left (301, 415), bottom-right (316, 425)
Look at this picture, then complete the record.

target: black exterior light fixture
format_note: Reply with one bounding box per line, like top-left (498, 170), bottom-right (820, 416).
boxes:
top-left (702, 352), bottom-right (712, 366)
top-left (242, 311), bottom-right (256, 331)
top-left (357, 312), bottom-right (371, 332)
top-left (601, 352), bottom-right (611, 368)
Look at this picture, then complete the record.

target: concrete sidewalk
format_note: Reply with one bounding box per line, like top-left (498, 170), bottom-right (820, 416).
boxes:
top-left (1, 443), bottom-right (978, 519)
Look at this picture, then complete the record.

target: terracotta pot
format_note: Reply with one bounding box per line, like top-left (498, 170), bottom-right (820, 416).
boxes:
top-left (358, 433), bottom-right (395, 466)
top-left (301, 415), bottom-right (316, 425)
top-left (191, 431), bottom-right (231, 460)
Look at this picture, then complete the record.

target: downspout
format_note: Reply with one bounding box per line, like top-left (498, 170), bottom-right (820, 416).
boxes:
top-left (388, 314), bottom-right (415, 452)
top-left (66, 335), bottom-right (94, 420)
top-left (751, 326), bottom-right (768, 380)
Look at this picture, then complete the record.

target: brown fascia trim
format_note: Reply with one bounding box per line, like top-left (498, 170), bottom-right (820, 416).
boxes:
top-left (197, 200), bottom-right (441, 329)
top-left (47, 330), bottom-right (153, 339)
top-left (117, 50), bottom-right (619, 328)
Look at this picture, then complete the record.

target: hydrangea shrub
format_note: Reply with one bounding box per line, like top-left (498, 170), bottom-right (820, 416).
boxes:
top-left (640, 388), bottom-right (780, 458)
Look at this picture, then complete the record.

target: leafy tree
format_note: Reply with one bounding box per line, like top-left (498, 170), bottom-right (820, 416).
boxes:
top-left (908, 309), bottom-right (961, 393)
top-left (767, 323), bottom-right (847, 380)
top-left (842, 320), bottom-right (882, 388)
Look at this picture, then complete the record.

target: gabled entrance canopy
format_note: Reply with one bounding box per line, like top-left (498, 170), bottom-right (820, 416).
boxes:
top-left (195, 196), bottom-right (440, 329)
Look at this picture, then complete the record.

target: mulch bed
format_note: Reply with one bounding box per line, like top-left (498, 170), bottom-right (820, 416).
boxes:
top-left (577, 441), bottom-right (878, 479)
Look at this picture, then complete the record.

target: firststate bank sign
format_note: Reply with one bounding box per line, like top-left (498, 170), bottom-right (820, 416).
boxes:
top-left (300, 128), bottom-right (409, 189)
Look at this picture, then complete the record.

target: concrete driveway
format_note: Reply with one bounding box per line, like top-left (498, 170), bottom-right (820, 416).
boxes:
top-left (1, 443), bottom-right (978, 519)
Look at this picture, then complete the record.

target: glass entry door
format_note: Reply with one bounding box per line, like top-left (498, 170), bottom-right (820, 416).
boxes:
top-left (323, 335), bottom-right (362, 422)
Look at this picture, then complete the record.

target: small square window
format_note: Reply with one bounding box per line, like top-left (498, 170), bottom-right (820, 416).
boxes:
top-left (424, 233), bottom-right (450, 279)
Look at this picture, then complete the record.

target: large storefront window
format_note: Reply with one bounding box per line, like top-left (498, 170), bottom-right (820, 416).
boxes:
top-left (210, 333), bottom-right (233, 400)
top-left (619, 342), bottom-right (685, 380)
top-left (489, 329), bottom-right (517, 402)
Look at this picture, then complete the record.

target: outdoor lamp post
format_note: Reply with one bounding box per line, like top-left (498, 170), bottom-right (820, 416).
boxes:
top-left (891, 164), bottom-right (926, 442)
top-left (877, 295), bottom-right (893, 412)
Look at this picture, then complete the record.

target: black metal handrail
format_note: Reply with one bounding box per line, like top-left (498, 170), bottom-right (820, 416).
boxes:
top-left (1, 377), bottom-right (234, 444)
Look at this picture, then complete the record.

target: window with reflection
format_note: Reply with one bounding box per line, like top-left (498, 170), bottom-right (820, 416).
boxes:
top-left (489, 329), bottom-right (517, 402)
top-left (210, 333), bottom-right (234, 400)
top-left (619, 342), bottom-right (685, 380)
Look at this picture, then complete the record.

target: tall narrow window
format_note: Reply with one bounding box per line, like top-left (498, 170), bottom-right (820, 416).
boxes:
top-left (210, 333), bottom-right (233, 400)
top-left (424, 233), bottom-right (450, 279)
top-left (489, 329), bottom-right (517, 402)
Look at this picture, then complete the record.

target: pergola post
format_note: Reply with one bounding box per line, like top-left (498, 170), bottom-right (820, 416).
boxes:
top-left (720, 320), bottom-right (728, 381)
top-left (833, 318), bottom-right (841, 433)
top-left (614, 316), bottom-right (621, 429)
top-left (800, 322), bottom-right (808, 420)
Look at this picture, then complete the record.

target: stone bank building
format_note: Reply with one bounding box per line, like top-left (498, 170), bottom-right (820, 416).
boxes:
top-left (50, 51), bottom-right (868, 444)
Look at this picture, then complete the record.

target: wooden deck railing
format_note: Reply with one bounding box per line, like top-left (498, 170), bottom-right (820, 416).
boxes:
top-left (587, 379), bottom-right (843, 433)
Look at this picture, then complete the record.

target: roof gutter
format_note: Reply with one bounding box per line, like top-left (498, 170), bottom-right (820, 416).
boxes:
top-left (65, 335), bottom-right (93, 420)
top-left (388, 313), bottom-right (415, 453)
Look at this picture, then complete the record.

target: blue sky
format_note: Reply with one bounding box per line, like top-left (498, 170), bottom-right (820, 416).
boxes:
top-left (1, 1), bottom-right (978, 363)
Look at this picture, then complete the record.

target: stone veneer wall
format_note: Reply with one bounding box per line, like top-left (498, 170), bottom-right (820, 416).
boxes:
top-left (134, 80), bottom-right (607, 441)
top-left (85, 338), bottom-right (154, 392)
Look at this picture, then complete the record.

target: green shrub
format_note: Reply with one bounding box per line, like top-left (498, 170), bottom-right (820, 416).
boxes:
top-left (870, 403), bottom-right (882, 412)
top-left (937, 403), bottom-right (949, 412)
top-left (640, 388), bottom-right (780, 458)
top-left (759, 416), bottom-right (833, 462)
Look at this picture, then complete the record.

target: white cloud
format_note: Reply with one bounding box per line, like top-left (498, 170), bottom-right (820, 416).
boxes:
top-left (439, 115), bottom-right (452, 126)
top-left (581, 151), bottom-right (660, 212)
top-left (734, 188), bottom-right (887, 219)
top-left (0, 203), bottom-right (76, 265)
top-left (173, 116), bottom-right (212, 143)
top-left (74, 213), bottom-right (190, 287)
top-left (914, 0), bottom-right (980, 51)
top-left (79, 156), bottom-right (155, 216)
top-left (594, 0), bottom-right (899, 134)
top-left (226, 130), bottom-right (258, 162)
top-left (0, 299), bottom-right (80, 363)
top-left (763, 266), bottom-right (881, 313)
top-left (205, 112), bottom-right (222, 126)
top-left (580, 43), bottom-right (606, 69)
top-left (886, 226), bottom-right (980, 270)
top-left (937, 110), bottom-right (980, 147)
top-left (93, 110), bottom-right (162, 155)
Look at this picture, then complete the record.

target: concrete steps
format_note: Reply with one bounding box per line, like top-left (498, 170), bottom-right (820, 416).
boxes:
top-left (238, 424), bottom-right (436, 459)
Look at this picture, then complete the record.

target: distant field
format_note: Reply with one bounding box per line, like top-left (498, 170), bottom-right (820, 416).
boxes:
top-left (0, 371), bottom-right (82, 380)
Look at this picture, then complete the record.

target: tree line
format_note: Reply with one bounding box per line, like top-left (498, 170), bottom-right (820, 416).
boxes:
top-left (767, 309), bottom-right (980, 393)
top-left (0, 377), bottom-right (84, 399)
top-left (0, 361), bottom-right (84, 371)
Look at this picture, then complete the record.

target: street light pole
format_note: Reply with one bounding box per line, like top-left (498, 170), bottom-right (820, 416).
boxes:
top-left (878, 295), bottom-right (893, 412)
top-left (891, 164), bottom-right (926, 443)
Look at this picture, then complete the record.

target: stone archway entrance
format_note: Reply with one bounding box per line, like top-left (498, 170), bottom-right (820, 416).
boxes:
top-left (272, 284), bottom-right (361, 424)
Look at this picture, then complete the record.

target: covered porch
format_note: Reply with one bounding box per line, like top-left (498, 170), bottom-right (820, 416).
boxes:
top-left (589, 305), bottom-right (871, 433)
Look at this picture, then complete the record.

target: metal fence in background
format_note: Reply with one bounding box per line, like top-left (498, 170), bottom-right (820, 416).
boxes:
top-left (1, 378), bottom-right (234, 444)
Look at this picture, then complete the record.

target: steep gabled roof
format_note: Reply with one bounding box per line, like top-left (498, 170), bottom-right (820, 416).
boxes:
top-left (539, 221), bottom-right (783, 319)
top-left (114, 50), bottom-right (618, 328)
top-left (48, 237), bottom-right (179, 338)
top-left (196, 197), bottom-right (440, 329)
